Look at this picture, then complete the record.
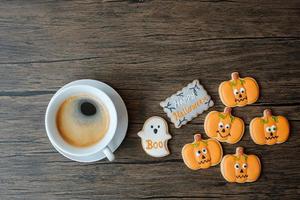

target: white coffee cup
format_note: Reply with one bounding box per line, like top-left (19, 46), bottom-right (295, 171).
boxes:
top-left (45, 84), bottom-right (118, 161)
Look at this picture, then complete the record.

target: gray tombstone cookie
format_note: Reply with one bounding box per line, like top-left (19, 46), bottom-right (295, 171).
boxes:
top-left (160, 80), bottom-right (214, 128)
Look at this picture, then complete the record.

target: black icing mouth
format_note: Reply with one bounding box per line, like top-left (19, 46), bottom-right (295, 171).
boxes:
top-left (236, 174), bottom-right (248, 179)
top-left (217, 130), bottom-right (231, 138)
top-left (265, 135), bottom-right (278, 140)
top-left (198, 159), bottom-right (211, 165)
top-left (235, 97), bottom-right (247, 103)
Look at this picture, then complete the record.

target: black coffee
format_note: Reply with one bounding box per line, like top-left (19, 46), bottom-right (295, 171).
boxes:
top-left (80, 101), bottom-right (97, 116)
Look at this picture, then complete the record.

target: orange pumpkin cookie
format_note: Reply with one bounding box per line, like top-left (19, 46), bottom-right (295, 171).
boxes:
top-left (182, 133), bottom-right (223, 170)
top-left (204, 107), bottom-right (244, 144)
top-left (221, 147), bottom-right (261, 183)
top-left (250, 109), bottom-right (290, 145)
top-left (219, 72), bottom-right (259, 107)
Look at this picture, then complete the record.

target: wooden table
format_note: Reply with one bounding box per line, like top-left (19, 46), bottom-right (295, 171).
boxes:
top-left (1, 0), bottom-right (299, 199)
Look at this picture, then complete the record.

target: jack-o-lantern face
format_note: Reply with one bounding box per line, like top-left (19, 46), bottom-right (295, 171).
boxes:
top-left (182, 133), bottom-right (223, 170)
top-left (192, 141), bottom-right (212, 169)
top-left (250, 109), bottom-right (290, 145)
top-left (204, 107), bottom-right (244, 144)
top-left (221, 147), bottom-right (261, 183)
top-left (219, 72), bottom-right (259, 107)
top-left (233, 155), bottom-right (249, 183)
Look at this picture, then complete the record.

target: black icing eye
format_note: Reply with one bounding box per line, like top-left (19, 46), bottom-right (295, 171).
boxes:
top-left (234, 89), bottom-right (239, 95)
top-left (218, 122), bottom-right (224, 128)
top-left (151, 125), bottom-right (153, 128)
top-left (234, 163), bottom-right (240, 169)
top-left (158, 125), bottom-right (160, 128)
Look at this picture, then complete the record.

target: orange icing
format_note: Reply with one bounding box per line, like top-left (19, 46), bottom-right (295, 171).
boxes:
top-left (221, 147), bottom-right (261, 183)
top-left (182, 133), bottom-right (223, 170)
top-left (204, 107), bottom-right (245, 144)
top-left (250, 109), bottom-right (290, 145)
top-left (219, 72), bottom-right (259, 107)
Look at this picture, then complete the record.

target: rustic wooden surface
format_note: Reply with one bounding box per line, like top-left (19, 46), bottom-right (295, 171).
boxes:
top-left (0, 0), bottom-right (300, 199)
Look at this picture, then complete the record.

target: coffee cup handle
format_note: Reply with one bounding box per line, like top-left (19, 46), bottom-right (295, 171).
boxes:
top-left (102, 147), bottom-right (115, 161)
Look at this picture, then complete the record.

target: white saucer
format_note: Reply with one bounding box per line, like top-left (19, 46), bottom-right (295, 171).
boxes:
top-left (52, 79), bottom-right (128, 163)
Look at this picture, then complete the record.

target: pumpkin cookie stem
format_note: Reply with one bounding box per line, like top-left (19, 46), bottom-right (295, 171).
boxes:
top-left (263, 109), bottom-right (272, 118)
top-left (224, 107), bottom-right (232, 114)
top-left (194, 133), bottom-right (202, 142)
top-left (235, 147), bottom-right (244, 156)
top-left (231, 72), bottom-right (240, 80)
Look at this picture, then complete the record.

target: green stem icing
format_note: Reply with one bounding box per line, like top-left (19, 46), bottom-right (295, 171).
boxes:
top-left (192, 143), bottom-right (199, 147)
top-left (219, 113), bottom-right (226, 119)
top-left (272, 116), bottom-right (279, 123)
top-left (192, 141), bottom-right (207, 147)
top-left (230, 115), bottom-right (235, 123)
top-left (234, 154), bottom-right (248, 161)
top-left (230, 80), bottom-right (237, 87)
top-left (240, 79), bottom-right (245, 85)
top-left (260, 118), bottom-right (269, 124)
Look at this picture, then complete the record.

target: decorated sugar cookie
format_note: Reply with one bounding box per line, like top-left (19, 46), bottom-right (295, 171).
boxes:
top-left (160, 80), bottom-right (214, 128)
top-left (250, 109), bottom-right (289, 145)
top-left (219, 72), bottom-right (259, 107)
top-left (138, 116), bottom-right (172, 157)
top-left (182, 133), bottom-right (223, 170)
top-left (221, 147), bottom-right (261, 183)
top-left (204, 107), bottom-right (245, 144)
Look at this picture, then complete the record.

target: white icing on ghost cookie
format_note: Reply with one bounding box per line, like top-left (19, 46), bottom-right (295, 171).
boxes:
top-left (138, 116), bottom-right (172, 157)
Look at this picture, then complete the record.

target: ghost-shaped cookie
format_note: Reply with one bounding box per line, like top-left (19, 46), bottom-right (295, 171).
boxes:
top-left (138, 116), bottom-right (172, 157)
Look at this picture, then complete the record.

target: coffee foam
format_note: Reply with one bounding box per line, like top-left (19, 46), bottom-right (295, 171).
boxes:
top-left (56, 94), bottom-right (110, 147)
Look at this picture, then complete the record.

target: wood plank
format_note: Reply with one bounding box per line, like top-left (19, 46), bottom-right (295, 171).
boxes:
top-left (0, 0), bottom-right (299, 63)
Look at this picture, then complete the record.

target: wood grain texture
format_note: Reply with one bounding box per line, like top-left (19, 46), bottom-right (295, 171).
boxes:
top-left (0, 0), bottom-right (300, 199)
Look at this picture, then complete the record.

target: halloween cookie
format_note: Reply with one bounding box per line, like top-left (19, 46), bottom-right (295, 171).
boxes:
top-left (138, 116), bottom-right (172, 157)
top-left (204, 107), bottom-right (245, 144)
top-left (221, 147), bottom-right (261, 183)
top-left (250, 109), bottom-right (289, 145)
top-left (219, 72), bottom-right (259, 107)
top-left (160, 80), bottom-right (214, 128)
top-left (182, 133), bottom-right (223, 170)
